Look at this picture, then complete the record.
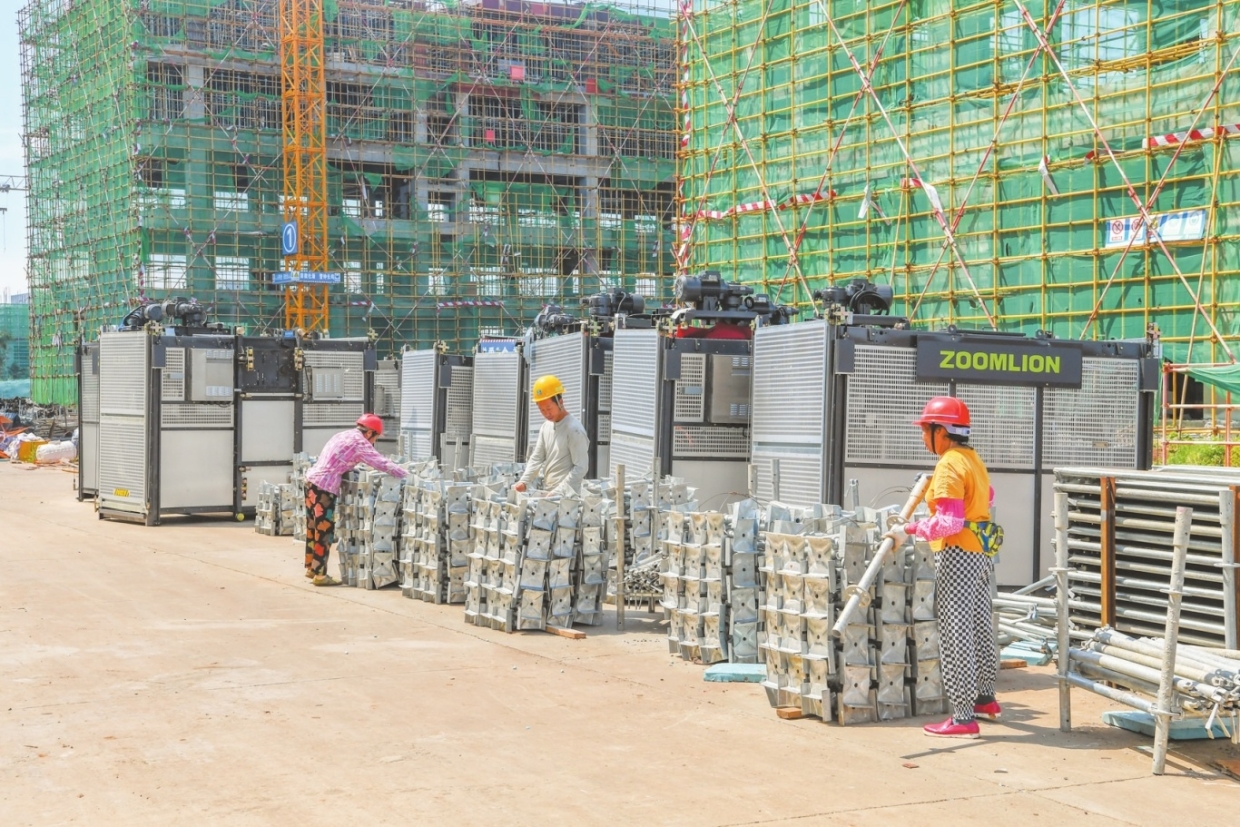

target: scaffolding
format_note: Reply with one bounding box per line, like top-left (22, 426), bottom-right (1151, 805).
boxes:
top-left (0, 305), bottom-right (31, 384)
top-left (677, 2), bottom-right (1240, 380)
top-left (19, 0), bottom-right (677, 404)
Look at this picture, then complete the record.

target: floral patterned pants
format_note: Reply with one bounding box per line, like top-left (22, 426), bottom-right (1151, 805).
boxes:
top-left (304, 483), bottom-right (337, 576)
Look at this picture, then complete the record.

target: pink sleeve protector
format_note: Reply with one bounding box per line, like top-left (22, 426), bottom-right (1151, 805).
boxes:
top-left (906, 499), bottom-right (965, 542)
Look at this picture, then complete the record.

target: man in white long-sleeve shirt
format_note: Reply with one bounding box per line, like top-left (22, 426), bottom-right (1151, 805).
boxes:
top-left (514, 374), bottom-right (590, 496)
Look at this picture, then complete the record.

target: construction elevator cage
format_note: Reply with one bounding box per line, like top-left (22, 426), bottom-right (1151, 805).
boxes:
top-left (234, 335), bottom-right (300, 513)
top-left (750, 319), bottom-right (1158, 586)
top-left (76, 340), bottom-right (99, 501)
top-left (97, 329), bottom-right (237, 525)
top-left (399, 347), bottom-right (474, 469)
top-left (524, 331), bottom-right (613, 480)
top-left (374, 358), bottom-right (401, 457)
top-left (469, 343), bottom-right (527, 468)
top-left (609, 326), bottom-right (753, 507)
top-left (299, 339), bottom-right (376, 457)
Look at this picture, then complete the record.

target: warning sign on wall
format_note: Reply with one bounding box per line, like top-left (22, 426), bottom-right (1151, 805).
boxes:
top-left (1104, 209), bottom-right (1207, 248)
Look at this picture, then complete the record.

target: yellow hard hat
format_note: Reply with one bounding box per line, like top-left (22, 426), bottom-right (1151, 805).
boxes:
top-left (532, 374), bottom-right (565, 403)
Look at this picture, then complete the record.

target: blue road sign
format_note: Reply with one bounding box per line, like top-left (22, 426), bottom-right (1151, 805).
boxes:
top-left (272, 271), bottom-right (342, 285)
top-left (280, 221), bottom-right (299, 256)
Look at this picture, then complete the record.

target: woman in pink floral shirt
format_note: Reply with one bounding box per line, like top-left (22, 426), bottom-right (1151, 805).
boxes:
top-left (304, 414), bottom-right (408, 586)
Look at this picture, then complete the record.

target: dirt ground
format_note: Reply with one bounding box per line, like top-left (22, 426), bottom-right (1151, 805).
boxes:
top-left (1, 464), bottom-right (1237, 826)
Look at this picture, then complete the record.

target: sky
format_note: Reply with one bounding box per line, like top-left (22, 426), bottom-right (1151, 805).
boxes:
top-left (0, 0), bottom-right (27, 300)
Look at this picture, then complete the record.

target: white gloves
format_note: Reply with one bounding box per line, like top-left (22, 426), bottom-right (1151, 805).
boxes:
top-left (882, 524), bottom-right (910, 547)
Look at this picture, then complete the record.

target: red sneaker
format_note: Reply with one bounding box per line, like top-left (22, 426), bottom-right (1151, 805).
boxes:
top-left (923, 717), bottom-right (980, 739)
top-left (974, 701), bottom-right (1002, 721)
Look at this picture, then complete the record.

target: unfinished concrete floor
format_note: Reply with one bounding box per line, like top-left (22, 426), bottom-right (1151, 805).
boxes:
top-left (2, 465), bottom-right (1237, 826)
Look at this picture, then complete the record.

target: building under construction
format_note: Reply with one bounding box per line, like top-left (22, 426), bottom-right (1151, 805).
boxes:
top-left (677, 1), bottom-right (1240, 388)
top-left (19, 0), bottom-right (676, 404)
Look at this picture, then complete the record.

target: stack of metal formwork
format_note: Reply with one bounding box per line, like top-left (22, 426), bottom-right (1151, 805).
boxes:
top-left (464, 466), bottom-right (527, 629)
top-left (401, 464), bottom-right (473, 605)
top-left (361, 474), bottom-right (404, 590)
top-left (335, 474), bottom-right (366, 587)
top-left (574, 490), bottom-right (612, 626)
top-left (1055, 466), bottom-right (1240, 649)
top-left (254, 482), bottom-right (282, 536)
top-left (290, 453), bottom-right (313, 541)
top-left (760, 505), bottom-right (946, 724)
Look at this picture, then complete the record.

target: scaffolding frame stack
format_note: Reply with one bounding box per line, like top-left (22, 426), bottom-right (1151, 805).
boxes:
top-left (19, 0), bottom-right (678, 405)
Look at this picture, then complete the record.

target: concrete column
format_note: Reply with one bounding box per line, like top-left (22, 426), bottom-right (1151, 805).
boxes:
top-left (184, 62), bottom-right (205, 121)
top-left (415, 110), bottom-right (429, 144)
top-left (580, 101), bottom-right (598, 158)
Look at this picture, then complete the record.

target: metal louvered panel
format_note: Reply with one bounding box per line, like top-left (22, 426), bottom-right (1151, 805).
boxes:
top-left (472, 351), bottom-right (521, 439)
top-left (956, 384), bottom-right (1035, 469)
top-left (526, 335), bottom-right (585, 451)
top-left (611, 329), bottom-right (659, 439)
top-left (304, 402), bottom-right (365, 425)
top-left (598, 351), bottom-right (613, 412)
top-left (161, 403), bottom-right (234, 428)
top-left (98, 417), bottom-right (146, 504)
top-left (162, 348), bottom-right (185, 401)
top-left (610, 432), bottom-right (656, 480)
top-left (845, 347), bottom-right (949, 464)
top-left (304, 351), bottom-right (365, 400)
top-left (674, 354), bottom-right (706, 421)
top-left (401, 430), bottom-right (433, 462)
top-left (673, 425), bottom-right (748, 458)
top-left (752, 322), bottom-right (827, 444)
top-left (751, 447), bottom-right (823, 507)
top-left (374, 361), bottom-right (400, 419)
top-left (1043, 358), bottom-right (1140, 468)
top-left (473, 434), bottom-right (517, 468)
top-left (400, 349), bottom-right (436, 437)
top-left (99, 332), bottom-right (148, 416)
top-left (446, 366), bottom-right (473, 439)
top-left (597, 413), bottom-right (611, 446)
top-left (80, 348), bottom-right (100, 424)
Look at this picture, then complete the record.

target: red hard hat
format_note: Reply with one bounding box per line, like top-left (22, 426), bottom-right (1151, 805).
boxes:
top-left (914, 396), bottom-right (970, 436)
top-left (356, 413), bottom-right (384, 436)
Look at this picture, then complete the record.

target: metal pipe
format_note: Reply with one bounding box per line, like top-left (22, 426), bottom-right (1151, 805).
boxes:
top-left (1076, 662), bottom-right (1164, 698)
top-left (1068, 648), bottom-right (1231, 705)
top-left (1093, 629), bottom-right (1236, 685)
top-left (1154, 508), bottom-right (1191, 775)
top-left (1066, 671), bottom-right (1158, 714)
top-left (832, 474), bottom-right (931, 637)
top-left (1014, 573), bottom-right (1056, 595)
top-left (614, 464), bottom-right (626, 631)
top-left (1219, 488), bottom-right (1238, 650)
top-left (1055, 489), bottom-right (1073, 733)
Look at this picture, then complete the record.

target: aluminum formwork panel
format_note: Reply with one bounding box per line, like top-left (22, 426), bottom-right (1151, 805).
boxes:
top-left (752, 321), bottom-right (828, 506)
top-left (470, 350), bottom-right (524, 465)
top-left (525, 334), bottom-right (587, 455)
top-left (609, 328), bottom-right (660, 481)
top-left (78, 342), bottom-right (100, 498)
top-left (97, 332), bottom-right (149, 513)
top-left (400, 349), bottom-right (437, 461)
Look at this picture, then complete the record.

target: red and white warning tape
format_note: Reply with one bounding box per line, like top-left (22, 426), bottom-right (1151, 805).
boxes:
top-left (1144, 123), bottom-right (1240, 149)
top-left (436, 300), bottom-right (503, 310)
top-left (692, 190), bottom-right (836, 221)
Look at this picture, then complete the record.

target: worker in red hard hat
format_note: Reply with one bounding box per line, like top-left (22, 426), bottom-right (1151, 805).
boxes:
top-left (302, 413), bottom-right (408, 586)
top-left (884, 396), bottom-right (1000, 739)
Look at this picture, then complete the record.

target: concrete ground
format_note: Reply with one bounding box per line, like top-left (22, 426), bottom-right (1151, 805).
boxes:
top-left (1, 465), bottom-right (1236, 826)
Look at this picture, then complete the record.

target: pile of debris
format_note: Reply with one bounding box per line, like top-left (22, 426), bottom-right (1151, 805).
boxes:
top-left (760, 504), bottom-right (946, 724)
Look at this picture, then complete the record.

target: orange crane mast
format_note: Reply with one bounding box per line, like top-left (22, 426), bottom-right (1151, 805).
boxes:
top-left (278, 0), bottom-right (330, 333)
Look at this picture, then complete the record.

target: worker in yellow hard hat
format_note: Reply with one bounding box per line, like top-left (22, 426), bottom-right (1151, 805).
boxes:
top-left (514, 374), bottom-right (590, 496)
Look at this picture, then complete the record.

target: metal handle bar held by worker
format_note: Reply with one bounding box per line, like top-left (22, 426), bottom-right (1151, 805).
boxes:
top-left (831, 473), bottom-right (932, 637)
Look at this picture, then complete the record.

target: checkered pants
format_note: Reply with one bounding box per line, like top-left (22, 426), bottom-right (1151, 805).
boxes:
top-left (936, 546), bottom-right (999, 723)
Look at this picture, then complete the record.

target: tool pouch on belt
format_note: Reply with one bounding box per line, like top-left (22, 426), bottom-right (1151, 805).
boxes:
top-left (965, 520), bottom-right (1004, 557)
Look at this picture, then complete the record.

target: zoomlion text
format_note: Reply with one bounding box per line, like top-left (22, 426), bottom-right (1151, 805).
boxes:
top-left (937, 350), bottom-right (1062, 374)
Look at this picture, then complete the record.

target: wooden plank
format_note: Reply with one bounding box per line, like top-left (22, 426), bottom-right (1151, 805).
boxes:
top-left (1100, 475), bottom-right (1117, 628)
top-left (1000, 658), bottom-right (1028, 670)
top-left (775, 707), bottom-right (804, 720)
top-left (543, 625), bottom-right (586, 640)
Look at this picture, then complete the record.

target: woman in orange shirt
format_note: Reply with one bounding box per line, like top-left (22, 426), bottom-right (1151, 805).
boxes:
top-left (886, 397), bottom-right (1000, 739)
